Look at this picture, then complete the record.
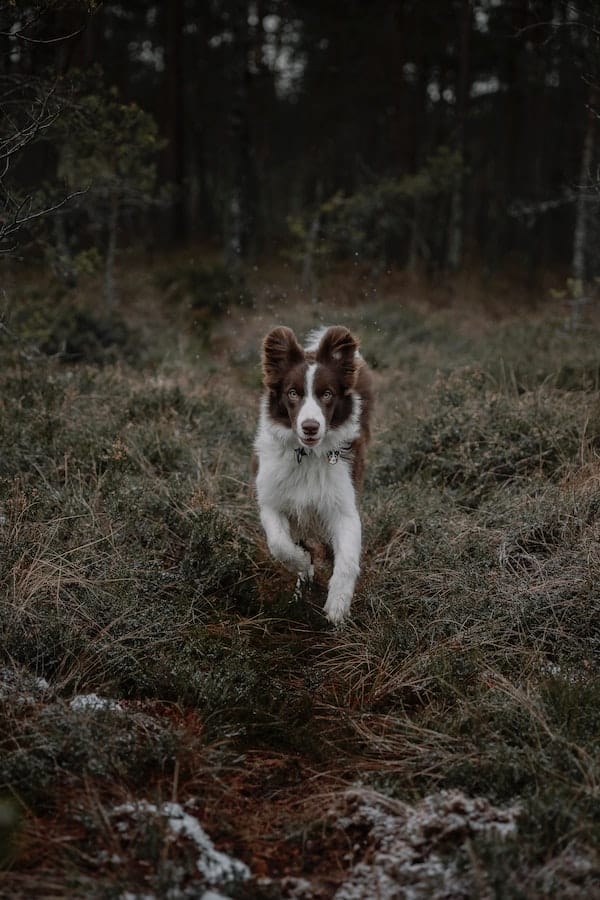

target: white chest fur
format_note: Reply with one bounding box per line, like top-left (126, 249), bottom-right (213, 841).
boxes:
top-left (254, 400), bottom-right (362, 624)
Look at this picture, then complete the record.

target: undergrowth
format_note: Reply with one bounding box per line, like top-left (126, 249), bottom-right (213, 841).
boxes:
top-left (1, 263), bottom-right (600, 896)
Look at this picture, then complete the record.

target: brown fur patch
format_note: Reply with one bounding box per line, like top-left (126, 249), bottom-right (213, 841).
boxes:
top-left (262, 327), bottom-right (304, 389)
top-left (316, 325), bottom-right (359, 393)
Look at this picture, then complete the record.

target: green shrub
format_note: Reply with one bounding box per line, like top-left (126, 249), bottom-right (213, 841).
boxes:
top-left (156, 261), bottom-right (253, 324)
top-left (289, 146), bottom-right (462, 269)
top-left (372, 368), bottom-right (588, 503)
top-left (40, 307), bottom-right (133, 363)
top-left (6, 295), bottom-right (134, 364)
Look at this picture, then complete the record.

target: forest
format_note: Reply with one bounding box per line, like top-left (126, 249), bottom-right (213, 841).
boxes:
top-left (1, 0), bottom-right (599, 284)
top-left (1, 1), bottom-right (600, 898)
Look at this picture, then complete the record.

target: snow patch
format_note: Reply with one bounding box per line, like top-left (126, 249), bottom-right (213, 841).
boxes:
top-left (0, 667), bottom-right (52, 704)
top-left (112, 801), bottom-right (250, 887)
top-left (69, 693), bottom-right (123, 712)
top-left (334, 788), bottom-right (520, 899)
top-left (541, 662), bottom-right (588, 685)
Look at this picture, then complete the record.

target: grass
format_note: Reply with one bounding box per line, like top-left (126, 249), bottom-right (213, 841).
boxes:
top-left (1, 256), bottom-right (599, 896)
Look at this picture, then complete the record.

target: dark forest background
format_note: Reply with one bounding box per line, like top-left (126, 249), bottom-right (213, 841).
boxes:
top-left (1, 0), bottom-right (600, 296)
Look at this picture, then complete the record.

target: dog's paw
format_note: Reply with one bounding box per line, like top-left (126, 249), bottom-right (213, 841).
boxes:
top-left (291, 552), bottom-right (314, 602)
top-left (301, 562), bottom-right (315, 583)
top-left (323, 592), bottom-right (352, 625)
top-left (295, 548), bottom-right (314, 581)
top-left (293, 569), bottom-right (313, 601)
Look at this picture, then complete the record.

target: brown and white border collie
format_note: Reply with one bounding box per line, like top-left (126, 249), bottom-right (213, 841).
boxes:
top-left (253, 325), bottom-right (373, 624)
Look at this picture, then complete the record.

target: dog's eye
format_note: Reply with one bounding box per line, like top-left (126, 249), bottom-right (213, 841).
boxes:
top-left (322, 390), bottom-right (333, 400)
top-left (288, 389), bottom-right (298, 399)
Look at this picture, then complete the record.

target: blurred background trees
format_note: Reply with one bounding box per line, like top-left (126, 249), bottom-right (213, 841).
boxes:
top-left (1, 0), bottom-right (599, 287)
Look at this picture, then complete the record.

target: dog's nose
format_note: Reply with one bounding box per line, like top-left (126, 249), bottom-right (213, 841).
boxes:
top-left (301, 419), bottom-right (320, 437)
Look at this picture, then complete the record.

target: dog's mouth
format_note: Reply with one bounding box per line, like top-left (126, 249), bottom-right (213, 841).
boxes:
top-left (299, 435), bottom-right (321, 448)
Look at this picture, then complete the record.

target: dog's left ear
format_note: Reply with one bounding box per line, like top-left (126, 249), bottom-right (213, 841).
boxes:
top-left (316, 326), bottom-right (359, 392)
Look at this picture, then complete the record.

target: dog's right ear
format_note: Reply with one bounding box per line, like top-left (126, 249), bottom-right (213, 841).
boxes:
top-left (261, 327), bottom-right (304, 388)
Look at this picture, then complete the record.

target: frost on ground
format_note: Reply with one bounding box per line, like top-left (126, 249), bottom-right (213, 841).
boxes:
top-left (0, 666), bottom-right (50, 704)
top-left (0, 670), bottom-right (123, 714)
top-left (69, 692), bottom-right (123, 712)
top-left (334, 788), bottom-right (520, 900)
top-left (113, 800), bottom-right (250, 888)
top-left (531, 843), bottom-right (599, 896)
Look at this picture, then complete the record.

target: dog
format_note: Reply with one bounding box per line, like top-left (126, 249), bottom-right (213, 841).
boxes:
top-left (253, 324), bottom-right (373, 623)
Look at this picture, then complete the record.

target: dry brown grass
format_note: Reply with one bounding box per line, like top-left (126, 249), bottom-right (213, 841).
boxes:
top-left (1, 256), bottom-right (600, 895)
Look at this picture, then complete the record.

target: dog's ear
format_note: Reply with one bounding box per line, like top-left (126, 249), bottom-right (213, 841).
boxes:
top-left (316, 326), bottom-right (358, 392)
top-left (262, 327), bottom-right (304, 388)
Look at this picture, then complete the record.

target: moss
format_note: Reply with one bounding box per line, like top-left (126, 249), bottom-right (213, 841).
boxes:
top-left (0, 695), bottom-right (181, 807)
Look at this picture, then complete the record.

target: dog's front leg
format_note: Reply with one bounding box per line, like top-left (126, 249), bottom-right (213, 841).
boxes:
top-left (324, 509), bottom-right (361, 625)
top-left (260, 505), bottom-right (313, 580)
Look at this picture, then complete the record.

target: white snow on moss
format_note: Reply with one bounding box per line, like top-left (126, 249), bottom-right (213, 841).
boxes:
top-left (112, 800), bottom-right (250, 887)
top-left (69, 693), bottom-right (123, 712)
top-left (0, 667), bottom-right (51, 704)
top-left (334, 788), bottom-right (520, 899)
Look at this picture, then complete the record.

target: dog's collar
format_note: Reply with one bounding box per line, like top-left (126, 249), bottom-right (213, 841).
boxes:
top-left (294, 444), bottom-right (352, 465)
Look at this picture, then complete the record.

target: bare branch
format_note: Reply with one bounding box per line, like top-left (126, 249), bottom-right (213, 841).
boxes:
top-left (1, 26), bottom-right (85, 45)
top-left (508, 191), bottom-right (577, 227)
top-left (0, 188), bottom-right (89, 250)
top-left (0, 3), bottom-right (88, 46)
top-left (0, 80), bottom-right (60, 162)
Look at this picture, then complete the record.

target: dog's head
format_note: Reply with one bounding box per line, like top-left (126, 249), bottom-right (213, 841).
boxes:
top-left (261, 325), bottom-right (359, 449)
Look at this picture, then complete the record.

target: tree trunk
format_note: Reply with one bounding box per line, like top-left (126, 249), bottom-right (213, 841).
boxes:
top-left (165, 0), bottom-right (186, 243)
top-left (447, 0), bottom-right (471, 271)
top-left (571, 85), bottom-right (597, 328)
top-left (407, 4), bottom-right (427, 273)
top-left (301, 182), bottom-right (323, 298)
top-left (573, 87), bottom-right (596, 282)
top-left (225, 0), bottom-right (257, 270)
top-left (53, 212), bottom-right (76, 288)
top-left (105, 196), bottom-right (119, 308)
